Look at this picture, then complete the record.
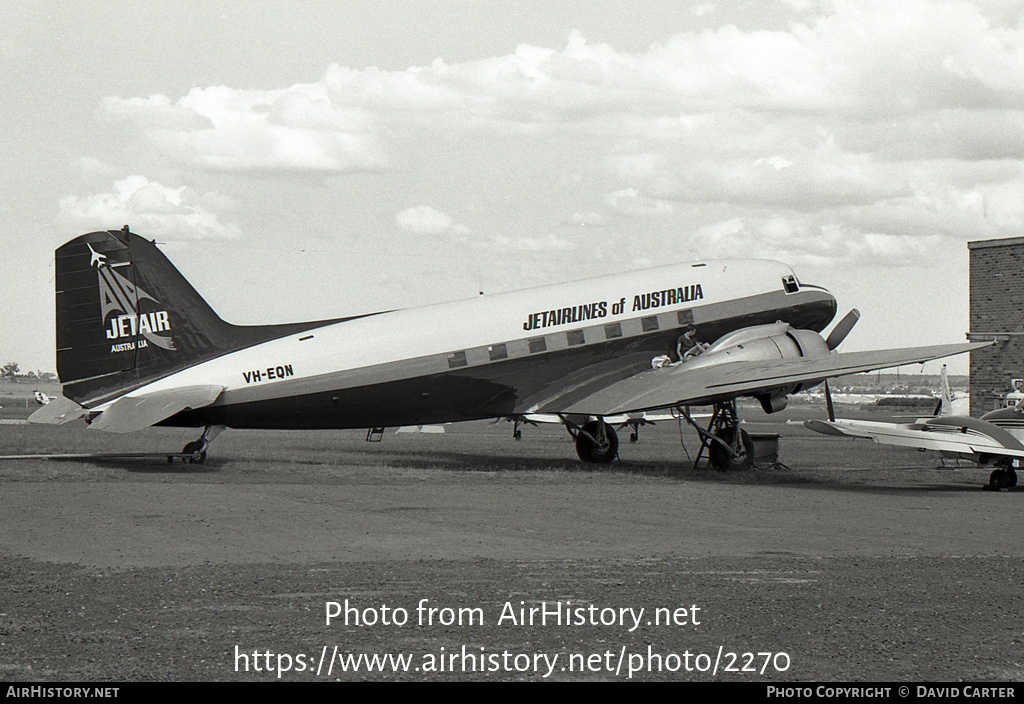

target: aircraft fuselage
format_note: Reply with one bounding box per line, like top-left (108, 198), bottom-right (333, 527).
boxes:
top-left (91, 259), bottom-right (836, 429)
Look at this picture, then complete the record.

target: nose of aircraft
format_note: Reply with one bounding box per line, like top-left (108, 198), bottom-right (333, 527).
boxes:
top-left (823, 288), bottom-right (838, 322)
top-left (796, 282), bottom-right (838, 331)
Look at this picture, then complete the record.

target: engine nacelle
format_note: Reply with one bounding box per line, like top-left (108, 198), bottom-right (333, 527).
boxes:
top-left (757, 393), bottom-right (789, 414)
top-left (681, 322), bottom-right (831, 371)
top-left (681, 323), bottom-right (830, 412)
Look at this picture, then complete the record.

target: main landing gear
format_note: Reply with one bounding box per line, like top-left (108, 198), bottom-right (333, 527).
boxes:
top-left (680, 400), bottom-right (754, 472)
top-left (987, 461), bottom-right (1018, 491)
top-left (571, 419), bottom-right (619, 463)
top-left (175, 425), bottom-right (225, 465)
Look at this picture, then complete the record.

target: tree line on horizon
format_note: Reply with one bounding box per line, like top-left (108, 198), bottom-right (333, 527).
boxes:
top-left (2, 362), bottom-right (57, 382)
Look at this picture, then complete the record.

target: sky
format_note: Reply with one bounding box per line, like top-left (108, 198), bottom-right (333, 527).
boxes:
top-left (3, 0), bottom-right (1024, 377)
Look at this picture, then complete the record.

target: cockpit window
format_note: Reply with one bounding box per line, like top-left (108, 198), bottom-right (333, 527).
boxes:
top-left (782, 275), bottom-right (799, 293)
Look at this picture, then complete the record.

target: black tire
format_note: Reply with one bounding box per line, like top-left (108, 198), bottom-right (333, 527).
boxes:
top-left (1007, 467), bottom-right (1018, 488)
top-left (988, 468), bottom-right (1008, 491)
top-left (708, 428), bottom-right (755, 472)
top-left (182, 440), bottom-right (207, 465)
top-left (575, 421), bottom-right (618, 463)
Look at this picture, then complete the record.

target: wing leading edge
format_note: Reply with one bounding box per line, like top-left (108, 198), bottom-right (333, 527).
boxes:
top-left (553, 342), bottom-right (988, 416)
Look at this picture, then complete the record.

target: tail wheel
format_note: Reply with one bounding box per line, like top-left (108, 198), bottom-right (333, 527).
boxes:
top-left (708, 428), bottom-right (755, 472)
top-left (182, 440), bottom-right (207, 465)
top-left (575, 421), bottom-right (618, 463)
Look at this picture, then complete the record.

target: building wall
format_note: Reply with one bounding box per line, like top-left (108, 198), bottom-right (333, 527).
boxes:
top-left (969, 236), bottom-right (1024, 416)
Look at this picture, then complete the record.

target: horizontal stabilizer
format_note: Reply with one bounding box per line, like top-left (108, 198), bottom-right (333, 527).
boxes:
top-left (89, 385), bottom-right (224, 433)
top-left (27, 396), bottom-right (89, 425)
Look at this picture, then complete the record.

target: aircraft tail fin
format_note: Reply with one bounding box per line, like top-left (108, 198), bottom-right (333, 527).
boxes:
top-left (938, 364), bottom-right (954, 416)
top-left (55, 227), bottom-right (332, 406)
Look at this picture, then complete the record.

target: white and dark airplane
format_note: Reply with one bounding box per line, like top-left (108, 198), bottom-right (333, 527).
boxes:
top-left (29, 227), bottom-right (985, 469)
top-left (805, 367), bottom-right (1024, 490)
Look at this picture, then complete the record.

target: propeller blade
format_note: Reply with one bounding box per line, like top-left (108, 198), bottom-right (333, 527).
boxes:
top-left (826, 309), bottom-right (860, 350)
top-left (824, 379), bottom-right (836, 423)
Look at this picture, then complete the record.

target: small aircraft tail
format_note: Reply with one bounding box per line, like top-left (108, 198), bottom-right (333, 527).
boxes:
top-left (55, 227), bottom-right (332, 406)
top-left (936, 364), bottom-right (954, 416)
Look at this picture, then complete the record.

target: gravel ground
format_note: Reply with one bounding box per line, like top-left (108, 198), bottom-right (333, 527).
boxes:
top-left (0, 414), bottom-right (1021, 682)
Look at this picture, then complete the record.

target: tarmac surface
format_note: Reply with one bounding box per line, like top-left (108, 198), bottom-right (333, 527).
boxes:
top-left (1, 410), bottom-right (1022, 681)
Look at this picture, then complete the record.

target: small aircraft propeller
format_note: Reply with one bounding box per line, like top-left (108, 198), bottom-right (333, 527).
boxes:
top-left (825, 309), bottom-right (860, 351)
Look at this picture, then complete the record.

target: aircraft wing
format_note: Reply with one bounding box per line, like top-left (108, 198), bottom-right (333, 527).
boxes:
top-left (552, 342), bottom-right (985, 416)
top-left (804, 418), bottom-right (1024, 459)
top-left (88, 385), bottom-right (224, 433)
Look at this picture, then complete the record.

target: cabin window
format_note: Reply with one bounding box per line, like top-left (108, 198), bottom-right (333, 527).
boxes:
top-left (567, 329), bottom-right (586, 346)
top-left (677, 309), bottom-right (694, 325)
top-left (528, 337), bottom-right (547, 353)
top-left (783, 274), bottom-right (799, 293)
top-left (488, 343), bottom-right (508, 361)
top-left (641, 316), bottom-right (660, 332)
top-left (447, 350), bottom-right (468, 368)
top-left (604, 322), bottom-right (622, 339)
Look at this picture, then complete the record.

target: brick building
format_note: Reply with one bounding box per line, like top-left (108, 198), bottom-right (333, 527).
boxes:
top-left (968, 236), bottom-right (1024, 416)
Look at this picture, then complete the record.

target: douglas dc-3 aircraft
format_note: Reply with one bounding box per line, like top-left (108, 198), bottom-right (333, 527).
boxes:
top-left (29, 227), bottom-right (986, 469)
top-left (806, 367), bottom-right (1024, 491)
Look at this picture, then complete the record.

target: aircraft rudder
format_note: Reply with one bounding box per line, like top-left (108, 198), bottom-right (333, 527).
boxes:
top-left (55, 227), bottom-right (231, 402)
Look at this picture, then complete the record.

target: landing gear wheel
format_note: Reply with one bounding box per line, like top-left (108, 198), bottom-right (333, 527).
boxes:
top-left (575, 421), bottom-right (618, 463)
top-left (182, 440), bottom-right (207, 465)
top-left (1007, 467), bottom-right (1018, 488)
top-left (988, 468), bottom-right (1009, 491)
top-left (708, 428), bottom-right (755, 472)
top-left (630, 432), bottom-right (638, 444)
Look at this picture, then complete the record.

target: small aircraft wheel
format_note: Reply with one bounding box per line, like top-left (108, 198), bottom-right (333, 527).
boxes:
top-left (708, 428), bottom-right (755, 472)
top-left (575, 421), bottom-right (618, 463)
top-left (1006, 467), bottom-right (1018, 488)
top-left (988, 468), bottom-right (1009, 491)
top-left (182, 440), bottom-right (207, 465)
top-left (630, 432), bottom-right (638, 443)
top-left (513, 430), bottom-right (522, 440)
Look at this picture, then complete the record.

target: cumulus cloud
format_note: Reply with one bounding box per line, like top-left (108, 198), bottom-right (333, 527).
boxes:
top-left (96, 1), bottom-right (1024, 266)
top-left (566, 211), bottom-right (608, 226)
top-left (104, 3), bottom-right (1024, 143)
top-left (103, 85), bottom-right (386, 172)
top-left (686, 215), bottom-right (948, 268)
top-left (603, 189), bottom-right (674, 216)
top-left (395, 206), bottom-right (470, 236)
top-left (489, 234), bottom-right (576, 252)
top-left (103, 3), bottom-right (1024, 158)
top-left (59, 175), bottom-right (241, 240)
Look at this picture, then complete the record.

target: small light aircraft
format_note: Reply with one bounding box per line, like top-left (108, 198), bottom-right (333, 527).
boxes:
top-left (33, 390), bottom-right (51, 406)
top-left (30, 227), bottom-right (985, 469)
top-left (805, 367), bottom-right (1022, 490)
